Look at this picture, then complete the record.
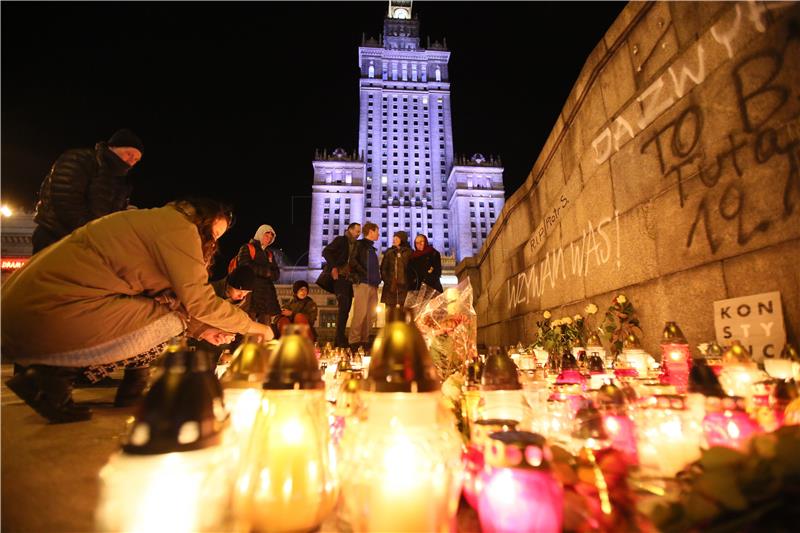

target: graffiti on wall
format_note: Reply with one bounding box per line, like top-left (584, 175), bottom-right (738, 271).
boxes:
top-left (508, 212), bottom-right (621, 309)
top-left (640, 14), bottom-right (799, 254)
top-left (528, 194), bottom-right (569, 256)
top-left (591, 1), bottom-right (797, 165)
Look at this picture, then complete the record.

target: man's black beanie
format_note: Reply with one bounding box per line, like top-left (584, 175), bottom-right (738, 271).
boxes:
top-left (108, 128), bottom-right (144, 154)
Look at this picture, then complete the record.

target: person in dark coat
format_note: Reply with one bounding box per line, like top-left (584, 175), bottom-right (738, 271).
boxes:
top-left (237, 224), bottom-right (281, 325)
top-left (380, 230), bottom-right (412, 308)
top-left (275, 280), bottom-right (319, 341)
top-left (348, 223), bottom-right (381, 350)
top-left (32, 129), bottom-right (144, 253)
top-left (322, 222), bottom-right (361, 347)
top-left (211, 265), bottom-right (256, 313)
top-left (408, 234), bottom-right (444, 293)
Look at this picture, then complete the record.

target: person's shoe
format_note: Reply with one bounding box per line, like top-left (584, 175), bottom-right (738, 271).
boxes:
top-left (114, 367), bottom-right (151, 407)
top-left (6, 365), bottom-right (92, 423)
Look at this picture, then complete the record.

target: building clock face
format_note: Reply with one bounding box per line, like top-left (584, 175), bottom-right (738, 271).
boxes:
top-left (393, 8), bottom-right (409, 19)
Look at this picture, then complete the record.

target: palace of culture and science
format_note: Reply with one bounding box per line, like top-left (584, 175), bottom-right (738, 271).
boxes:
top-left (307, 0), bottom-right (506, 269)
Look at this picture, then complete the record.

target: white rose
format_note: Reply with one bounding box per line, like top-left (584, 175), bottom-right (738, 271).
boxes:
top-left (543, 310), bottom-right (552, 319)
top-left (585, 303), bottom-right (598, 315)
top-left (617, 295), bottom-right (627, 304)
top-left (551, 319), bottom-right (562, 326)
top-left (573, 314), bottom-right (582, 321)
top-left (562, 317), bottom-right (573, 325)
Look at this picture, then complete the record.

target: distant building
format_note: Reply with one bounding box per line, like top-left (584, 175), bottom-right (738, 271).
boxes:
top-left (1, 212), bottom-right (35, 283)
top-left (308, 0), bottom-right (505, 268)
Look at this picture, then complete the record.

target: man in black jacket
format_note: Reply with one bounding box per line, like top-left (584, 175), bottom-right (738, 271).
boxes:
top-left (32, 129), bottom-right (144, 253)
top-left (322, 222), bottom-right (361, 347)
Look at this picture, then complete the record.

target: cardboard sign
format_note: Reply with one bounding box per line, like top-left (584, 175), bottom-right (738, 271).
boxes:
top-left (713, 291), bottom-right (785, 361)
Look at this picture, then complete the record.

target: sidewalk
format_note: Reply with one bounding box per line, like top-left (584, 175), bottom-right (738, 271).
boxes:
top-left (1, 364), bottom-right (131, 532)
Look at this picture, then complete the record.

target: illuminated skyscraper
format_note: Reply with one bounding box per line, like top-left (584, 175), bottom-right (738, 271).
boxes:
top-left (309, 0), bottom-right (505, 268)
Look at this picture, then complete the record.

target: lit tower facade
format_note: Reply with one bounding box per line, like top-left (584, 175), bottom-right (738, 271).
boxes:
top-left (308, 0), bottom-right (505, 268)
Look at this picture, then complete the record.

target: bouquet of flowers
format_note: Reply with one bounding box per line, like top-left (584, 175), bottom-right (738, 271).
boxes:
top-left (599, 294), bottom-right (643, 356)
top-left (412, 277), bottom-right (477, 382)
top-left (536, 311), bottom-right (584, 354)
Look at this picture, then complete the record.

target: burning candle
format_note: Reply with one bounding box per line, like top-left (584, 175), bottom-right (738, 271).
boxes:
top-left (594, 382), bottom-right (638, 463)
top-left (463, 419), bottom-right (518, 510)
top-left (479, 348), bottom-right (529, 423)
top-left (338, 316), bottom-right (463, 532)
top-left (96, 344), bottom-right (232, 532)
top-left (660, 322), bottom-right (692, 393)
top-left (764, 343), bottom-right (798, 380)
top-left (477, 431), bottom-right (563, 533)
top-left (702, 396), bottom-right (761, 450)
top-left (235, 327), bottom-right (338, 532)
top-left (633, 395), bottom-right (702, 478)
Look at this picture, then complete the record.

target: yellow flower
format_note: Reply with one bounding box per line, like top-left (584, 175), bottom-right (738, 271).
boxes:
top-left (543, 310), bottom-right (552, 319)
top-left (617, 295), bottom-right (627, 304)
top-left (585, 303), bottom-right (598, 315)
top-left (573, 314), bottom-right (582, 321)
top-left (562, 317), bottom-right (573, 325)
top-left (551, 319), bottom-right (562, 327)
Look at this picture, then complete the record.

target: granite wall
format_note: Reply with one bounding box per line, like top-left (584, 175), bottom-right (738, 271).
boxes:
top-left (457, 1), bottom-right (800, 355)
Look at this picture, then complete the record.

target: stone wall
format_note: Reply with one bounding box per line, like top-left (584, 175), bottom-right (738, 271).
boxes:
top-left (457, 1), bottom-right (800, 355)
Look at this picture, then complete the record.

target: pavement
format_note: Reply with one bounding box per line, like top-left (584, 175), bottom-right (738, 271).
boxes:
top-left (1, 363), bottom-right (481, 532)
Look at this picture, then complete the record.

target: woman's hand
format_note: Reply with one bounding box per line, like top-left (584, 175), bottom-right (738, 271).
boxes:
top-left (281, 309), bottom-right (293, 317)
top-left (247, 321), bottom-right (275, 341)
top-left (198, 327), bottom-right (236, 345)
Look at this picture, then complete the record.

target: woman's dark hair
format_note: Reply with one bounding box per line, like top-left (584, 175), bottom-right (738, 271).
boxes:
top-left (170, 198), bottom-right (234, 269)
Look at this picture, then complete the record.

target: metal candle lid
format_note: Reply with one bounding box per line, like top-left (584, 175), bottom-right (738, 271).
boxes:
top-left (263, 325), bottom-right (323, 390)
top-left (586, 331), bottom-right (603, 349)
top-left (661, 321), bottom-right (688, 344)
top-left (572, 404), bottom-right (609, 441)
top-left (485, 431), bottom-right (552, 470)
top-left (220, 337), bottom-right (278, 389)
top-left (623, 333), bottom-right (642, 350)
top-left (481, 349), bottom-right (521, 391)
top-left (722, 340), bottom-right (751, 364)
top-left (363, 318), bottom-right (440, 393)
top-left (688, 364), bottom-right (725, 397)
top-left (123, 348), bottom-right (226, 455)
top-left (595, 382), bottom-right (626, 407)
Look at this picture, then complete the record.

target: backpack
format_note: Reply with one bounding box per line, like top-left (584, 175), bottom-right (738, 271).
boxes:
top-left (228, 243), bottom-right (256, 274)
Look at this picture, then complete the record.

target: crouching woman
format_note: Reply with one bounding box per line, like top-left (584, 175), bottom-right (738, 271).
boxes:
top-left (1, 198), bottom-right (273, 423)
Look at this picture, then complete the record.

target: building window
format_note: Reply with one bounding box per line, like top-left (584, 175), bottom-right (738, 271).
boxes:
top-left (368, 65), bottom-right (375, 78)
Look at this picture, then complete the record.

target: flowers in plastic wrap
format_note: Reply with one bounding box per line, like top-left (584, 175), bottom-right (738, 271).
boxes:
top-left (410, 278), bottom-right (477, 382)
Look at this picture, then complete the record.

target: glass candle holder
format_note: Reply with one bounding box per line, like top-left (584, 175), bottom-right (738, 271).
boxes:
top-left (764, 343), bottom-right (798, 380)
top-left (594, 382), bottom-right (638, 464)
top-left (633, 395), bottom-right (702, 478)
top-left (463, 419), bottom-right (518, 510)
top-left (338, 317), bottom-right (463, 533)
top-left (702, 396), bottom-right (761, 450)
top-left (234, 328), bottom-right (338, 532)
top-left (477, 431), bottom-right (563, 533)
top-left (660, 322), bottom-right (692, 393)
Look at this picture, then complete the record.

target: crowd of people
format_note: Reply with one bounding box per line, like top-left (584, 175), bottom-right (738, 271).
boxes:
top-left (2, 129), bottom-right (445, 424)
top-left (321, 222), bottom-right (443, 350)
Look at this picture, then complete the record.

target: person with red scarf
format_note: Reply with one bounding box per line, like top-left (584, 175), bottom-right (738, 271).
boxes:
top-left (408, 234), bottom-right (443, 294)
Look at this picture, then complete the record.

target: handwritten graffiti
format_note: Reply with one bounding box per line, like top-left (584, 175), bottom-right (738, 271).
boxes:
top-left (528, 194), bottom-right (569, 256)
top-left (640, 18), bottom-right (800, 255)
top-left (591, 1), bottom-right (796, 165)
top-left (508, 212), bottom-right (620, 310)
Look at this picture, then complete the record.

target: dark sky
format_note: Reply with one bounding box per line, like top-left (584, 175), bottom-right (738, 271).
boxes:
top-left (1, 1), bottom-right (625, 276)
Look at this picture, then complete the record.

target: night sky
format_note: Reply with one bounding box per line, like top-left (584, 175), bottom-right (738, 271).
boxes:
top-left (1, 1), bottom-right (625, 277)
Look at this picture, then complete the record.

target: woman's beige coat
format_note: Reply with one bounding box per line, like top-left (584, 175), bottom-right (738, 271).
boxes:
top-left (2, 206), bottom-right (253, 363)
